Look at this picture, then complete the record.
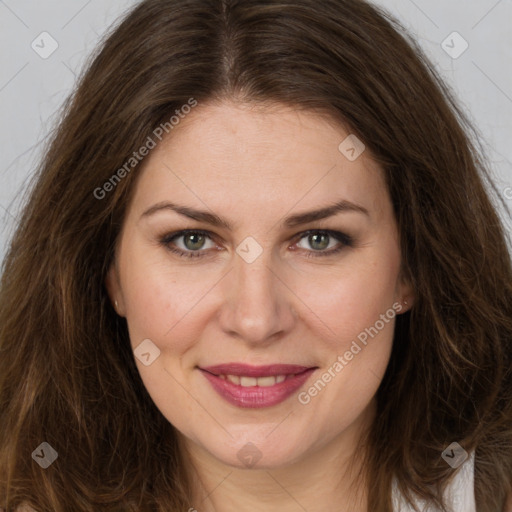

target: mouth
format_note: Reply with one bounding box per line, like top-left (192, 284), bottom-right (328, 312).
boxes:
top-left (198, 363), bottom-right (317, 408)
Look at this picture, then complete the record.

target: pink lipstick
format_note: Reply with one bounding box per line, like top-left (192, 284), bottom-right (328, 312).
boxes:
top-left (199, 363), bottom-right (317, 408)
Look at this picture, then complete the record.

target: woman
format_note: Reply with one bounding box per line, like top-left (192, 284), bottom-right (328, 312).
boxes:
top-left (1, 0), bottom-right (511, 510)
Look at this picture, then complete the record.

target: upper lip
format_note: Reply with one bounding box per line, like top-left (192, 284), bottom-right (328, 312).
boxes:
top-left (200, 363), bottom-right (315, 378)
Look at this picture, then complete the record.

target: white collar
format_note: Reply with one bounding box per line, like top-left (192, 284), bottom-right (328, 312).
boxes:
top-left (391, 450), bottom-right (476, 511)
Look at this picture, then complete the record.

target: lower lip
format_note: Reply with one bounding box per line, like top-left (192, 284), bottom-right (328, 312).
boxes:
top-left (199, 368), bottom-right (316, 408)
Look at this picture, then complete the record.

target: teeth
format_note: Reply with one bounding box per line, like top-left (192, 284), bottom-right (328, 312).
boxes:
top-left (255, 376), bottom-right (276, 387)
top-left (240, 376), bottom-right (258, 387)
top-left (226, 375), bottom-right (240, 385)
top-left (220, 374), bottom-right (290, 386)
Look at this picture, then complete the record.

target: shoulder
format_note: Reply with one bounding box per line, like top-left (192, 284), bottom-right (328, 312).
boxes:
top-left (391, 450), bottom-right (476, 511)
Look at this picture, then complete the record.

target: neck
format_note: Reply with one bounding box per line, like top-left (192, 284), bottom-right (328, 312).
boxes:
top-left (180, 399), bottom-right (376, 512)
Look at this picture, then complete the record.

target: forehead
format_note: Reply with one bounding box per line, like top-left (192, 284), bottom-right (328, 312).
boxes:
top-left (128, 101), bottom-right (390, 223)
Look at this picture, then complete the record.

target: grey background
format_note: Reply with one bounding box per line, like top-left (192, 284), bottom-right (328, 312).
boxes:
top-left (1, 0), bottom-right (511, 265)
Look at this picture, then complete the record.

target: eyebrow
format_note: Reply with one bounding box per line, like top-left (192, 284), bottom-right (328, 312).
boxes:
top-left (141, 199), bottom-right (369, 229)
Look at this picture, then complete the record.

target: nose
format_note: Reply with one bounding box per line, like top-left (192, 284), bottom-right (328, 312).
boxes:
top-left (217, 244), bottom-right (297, 347)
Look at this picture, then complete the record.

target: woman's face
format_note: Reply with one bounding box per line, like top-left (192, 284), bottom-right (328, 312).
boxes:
top-left (106, 100), bottom-right (413, 469)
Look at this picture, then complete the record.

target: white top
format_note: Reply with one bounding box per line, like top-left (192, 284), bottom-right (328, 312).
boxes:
top-left (391, 451), bottom-right (476, 512)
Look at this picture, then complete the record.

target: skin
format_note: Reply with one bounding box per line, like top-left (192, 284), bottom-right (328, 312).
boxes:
top-left (106, 100), bottom-right (415, 512)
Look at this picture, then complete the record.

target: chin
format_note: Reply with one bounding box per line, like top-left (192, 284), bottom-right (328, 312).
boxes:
top-left (205, 433), bottom-right (309, 470)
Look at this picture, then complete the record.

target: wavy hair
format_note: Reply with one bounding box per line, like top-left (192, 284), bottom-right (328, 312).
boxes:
top-left (1, 0), bottom-right (511, 510)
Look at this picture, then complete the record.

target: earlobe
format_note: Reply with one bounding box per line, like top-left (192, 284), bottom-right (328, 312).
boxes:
top-left (397, 272), bottom-right (415, 313)
top-left (400, 296), bottom-right (414, 313)
top-left (105, 264), bottom-right (125, 316)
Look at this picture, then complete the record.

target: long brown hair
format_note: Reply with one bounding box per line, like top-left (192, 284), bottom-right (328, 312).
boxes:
top-left (1, 0), bottom-right (511, 510)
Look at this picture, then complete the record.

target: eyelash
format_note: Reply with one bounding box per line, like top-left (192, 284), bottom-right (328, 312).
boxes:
top-left (159, 229), bottom-right (354, 260)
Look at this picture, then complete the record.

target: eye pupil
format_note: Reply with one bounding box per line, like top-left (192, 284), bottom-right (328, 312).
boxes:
top-left (185, 233), bottom-right (205, 250)
top-left (309, 233), bottom-right (329, 251)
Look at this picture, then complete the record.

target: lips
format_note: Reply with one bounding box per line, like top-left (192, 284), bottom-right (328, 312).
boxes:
top-left (199, 363), bottom-right (317, 408)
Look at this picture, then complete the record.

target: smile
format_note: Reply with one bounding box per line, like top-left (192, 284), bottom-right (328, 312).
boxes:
top-left (199, 363), bottom-right (317, 408)
top-left (217, 374), bottom-right (290, 386)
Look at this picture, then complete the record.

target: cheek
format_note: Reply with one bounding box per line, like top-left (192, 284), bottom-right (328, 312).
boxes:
top-left (120, 249), bottom-right (210, 354)
top-left (119, 230), bottom-right (401, 355)
top-left (296, 258), bottom-right (399, 431)
top-left (119, 254), bottom-right (206, 434)
top-left (294, 249), bottom-right (401, 350)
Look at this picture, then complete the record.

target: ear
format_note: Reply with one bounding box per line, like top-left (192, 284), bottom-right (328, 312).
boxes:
top-left (396, 268), bottom-right (415, 314)
top-left (105, 263), bottom-right (126, 317)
